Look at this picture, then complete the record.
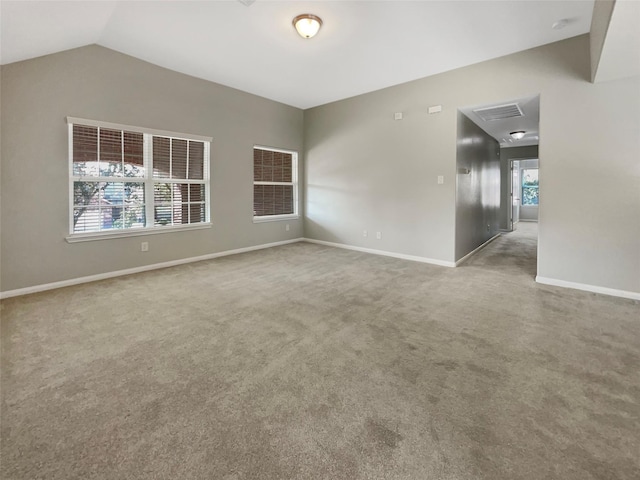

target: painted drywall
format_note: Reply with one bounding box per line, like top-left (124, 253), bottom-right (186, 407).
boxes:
top-left (304, 35), bottom-right (640, 294)
top-left (0, 45), bottom-right (304, 292)
top-left (455, 113), bottom-right (500, 260)
top-left (303, 83), bottom-right (457, 263)
top-left (500, 146), bottom-right (539, 230)
top-left (591, 0), bottom-right (640, 83)
top-left (590, 0), bottom-right (616, 82)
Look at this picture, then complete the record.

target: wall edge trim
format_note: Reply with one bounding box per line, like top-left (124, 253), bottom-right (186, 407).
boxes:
top-left (535, 276), bottom-right (640, 301)
top-left (0, 238), bottom-right (305, 299)
top-left (455, 233), bottom-right (501, 266)
top-left (302, 238), bottom-right (456, 268)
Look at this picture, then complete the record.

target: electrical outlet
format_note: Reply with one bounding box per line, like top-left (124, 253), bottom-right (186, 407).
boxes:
top-left (376, 231), bottom-right (382, 240)
top-left (285, 224), bottom-right (290, 231)
top-left (141, 241), bottom-right (149, 252)
top-left (363, 230), bottom-right (368, 237)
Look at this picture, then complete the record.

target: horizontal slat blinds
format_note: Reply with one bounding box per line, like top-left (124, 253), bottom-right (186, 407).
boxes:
top-left (72, 125), bottom-right (144, 178)
top-left (124, 132), bottom-right (144, 168)
top-left (253, 147), bottom-right (296, 217)
top-left (151, 137), bottom-right (206, 226)
top-left (188, 142), bottom-right (204, 180)
top-left (253, 149), bottom-right (293, 183)
top-left (253, 185), bottom-right (294, 216)
top-left (70, 120), bottom-right (209, 235)
top-left (153, 137), bottom-right (171, 179)
top-left (152, 137), bottom-right (204, 179)
top-left (172, 139), bottom-right (188, 179)
top-left (73, 125), bottom-right (98, 163)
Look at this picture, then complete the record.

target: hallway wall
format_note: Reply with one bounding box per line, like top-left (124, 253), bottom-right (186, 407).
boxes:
top-left (455, 113), bottom-right (501, 260)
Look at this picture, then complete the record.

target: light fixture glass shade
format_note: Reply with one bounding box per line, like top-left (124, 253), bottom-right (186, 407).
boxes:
top-left (510, 131), bottom-right (526, 140)
top-left (293, 14), bottom-right (323, 38)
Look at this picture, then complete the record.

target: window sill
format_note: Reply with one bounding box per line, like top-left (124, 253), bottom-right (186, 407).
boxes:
top-left (253, 214), bottom-right (299, 224)
top-left (66, 223), bottom-right (212, 243)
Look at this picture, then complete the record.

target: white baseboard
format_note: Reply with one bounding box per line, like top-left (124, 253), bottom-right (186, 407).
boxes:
top-left (455, 234), bottom-right (501, 266)
top-left (302, 238), bottom-right (456, 268)
top-left (535, 276), bottom-right (640, 301)
top-left (0, 238), bottom-right (304, 299)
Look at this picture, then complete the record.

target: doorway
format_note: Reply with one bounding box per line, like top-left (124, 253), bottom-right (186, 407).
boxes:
top-left (509, 158), bottom-right (539, 231)
top-left (511, 159), bottom-right (520, 229)
top-left (456, 95), bottom-right (540, 274)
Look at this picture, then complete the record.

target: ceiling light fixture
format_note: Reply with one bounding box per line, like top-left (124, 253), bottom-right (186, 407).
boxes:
top-left (510, 131), bottom-right (526, 140)
top-left (293, 14), bottom-right (323, 39)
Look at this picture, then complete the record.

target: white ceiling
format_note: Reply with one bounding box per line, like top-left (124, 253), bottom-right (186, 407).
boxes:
top-left (1, 0), bottom-right (595, 109)
top-left (459, 95), bottom-right (540, 148)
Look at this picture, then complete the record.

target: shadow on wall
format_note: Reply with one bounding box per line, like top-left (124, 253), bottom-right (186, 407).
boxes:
top-left (305, 183), bottom-right (357, 244)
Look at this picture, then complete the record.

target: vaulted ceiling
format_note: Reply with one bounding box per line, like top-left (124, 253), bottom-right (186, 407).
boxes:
top-left (1, 1), bottom-right (599, 109)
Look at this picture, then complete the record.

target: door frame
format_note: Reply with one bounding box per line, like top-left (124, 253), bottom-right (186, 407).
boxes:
top-left (509, 159), bottom-right (520, 231)
top-left (508, 157), bottom-right (538, 231)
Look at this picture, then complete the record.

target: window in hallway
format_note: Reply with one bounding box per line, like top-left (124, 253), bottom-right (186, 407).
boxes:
top-left (521, 168), bottom-right (539, 206)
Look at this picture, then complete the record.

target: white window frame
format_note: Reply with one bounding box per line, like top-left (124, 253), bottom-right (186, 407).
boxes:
top-left (252, 145), bottom-right (299, 223)
top-left (66, 117), bottom-right (212, 243)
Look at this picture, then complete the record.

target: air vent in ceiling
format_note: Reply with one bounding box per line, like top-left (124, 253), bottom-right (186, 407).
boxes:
top-left (473, 103), bottom-right (524, 122)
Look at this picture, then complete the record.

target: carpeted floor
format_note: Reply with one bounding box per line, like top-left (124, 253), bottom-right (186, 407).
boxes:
top-left (1, 223), bottom-right (639, 479)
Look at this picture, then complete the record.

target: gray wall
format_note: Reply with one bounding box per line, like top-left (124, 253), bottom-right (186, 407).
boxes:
top-left (500, 146), bottom-right (539, 229)
top-left (590, 0), bottom-right (616, 82)
top-left (2, 36), bottom-right (639, 296)
top-left (303, 76), bottom-right (457, 263)
top-left (0, 45), bottom-right (304, 292)
top-left (455, 113), bottom-right (501, 260)
top-left (304, 35), bottom-right (640, 294)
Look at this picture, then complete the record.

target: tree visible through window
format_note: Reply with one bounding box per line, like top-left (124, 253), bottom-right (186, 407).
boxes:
top-left (253, 147), bottom-right (297, 218)
top-left (72, 125), bottom-right (146, 232)
top-left (69, 119), bottom-right (210, 235)
top-left (521, 168), bottom-right (539, 206)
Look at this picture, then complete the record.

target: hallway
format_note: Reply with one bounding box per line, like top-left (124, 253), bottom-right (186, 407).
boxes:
top-left (464, 222), bottom-right (538, 278)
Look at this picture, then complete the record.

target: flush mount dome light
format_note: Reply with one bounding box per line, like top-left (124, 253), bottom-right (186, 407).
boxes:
top-left (510, 131), bottom-right (526, 140)
top-left (293, 14), bottom-right (323, 38)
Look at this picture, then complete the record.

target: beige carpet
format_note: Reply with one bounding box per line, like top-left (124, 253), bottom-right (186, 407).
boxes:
top-left (2, 224), bottom-right (639, 479)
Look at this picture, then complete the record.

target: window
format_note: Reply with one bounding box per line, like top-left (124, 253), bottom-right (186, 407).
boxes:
top-left (521, 168), bottom-right (539, 206)
top-left (68, 117), bottom-right (211, 240)
top-left (253, 146), bottom-right (298, 221)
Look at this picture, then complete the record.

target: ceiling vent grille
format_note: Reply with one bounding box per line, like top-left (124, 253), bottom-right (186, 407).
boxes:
top-left (473, 103), bottom-right (524, 121)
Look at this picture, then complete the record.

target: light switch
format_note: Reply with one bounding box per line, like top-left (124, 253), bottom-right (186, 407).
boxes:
top-left (437, 175), bottom-right (444, 184)
top-left (394, 112), bottom-right (403, 120)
